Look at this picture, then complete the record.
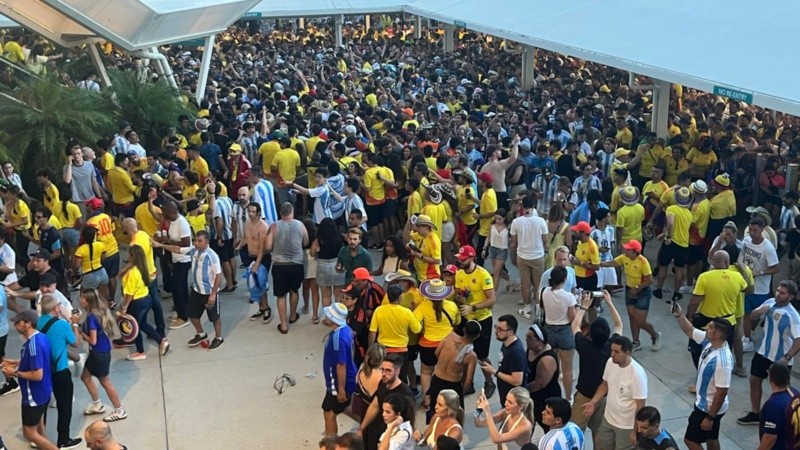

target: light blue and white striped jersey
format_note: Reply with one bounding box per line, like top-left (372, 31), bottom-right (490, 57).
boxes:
top-left (240, 132), bottom-right (261, 164)
top-left (539, 422), bottom-right (585, 450)
top-left (757, 299), bottom-right (800, 364)
top-left (328, 174), bottom-right (346, 219)
top-left (691, 329), bottom-right (733, 415)
top-left (590, 226), bottom-right (615, 262)
top-left (185, 247), bottom-right (222, 295)
top-left (779, 205), bottom-right (799, 239)
top-left (572, 175), bottom-right (602, 205)
top-left (309, 184), bottom-right (333, 224)
top-left (112, 134), bottom-right (129, 156)
top-left (344, 193), bottom-right (367, 232)
top-left (597, 149), bottom-right (616, 180)
top-left (252, 179), bottom-right (278, 225)
top-left (532, 174), bottom-right (560, 215)
top-left (213, 196), bottom-right (234, 240)
top-left (232, 201), bottom-right (248, 241)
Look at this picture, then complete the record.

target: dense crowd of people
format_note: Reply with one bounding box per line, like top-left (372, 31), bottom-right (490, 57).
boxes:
top-left (1, 15), bottom-right (800, 450)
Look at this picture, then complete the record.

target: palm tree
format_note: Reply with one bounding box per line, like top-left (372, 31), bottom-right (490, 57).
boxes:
top-left (105, 68), bottom-right (195, 151)
top-left (0, 75), bottom-right (113, 178)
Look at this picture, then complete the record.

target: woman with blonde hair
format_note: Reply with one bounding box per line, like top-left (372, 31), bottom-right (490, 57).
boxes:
top-left (120, 245), bottom-right (168, 361)
top-left (75, 288), bottom-right (127, 422)
top-left (413, 389), bottom-right (464, 448)
top-left (474, 386), bottom-right (534, 450)
top-left (545, 202), bottom-right (572, 270)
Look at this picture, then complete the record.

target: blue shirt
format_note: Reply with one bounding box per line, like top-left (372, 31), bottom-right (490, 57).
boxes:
top-left (323, 327), bottom-right (357, 394)
top-left (759, 387), bottom-right (800, 450)
top-left (539, 422), bottom-right (585, 450)
top-left (37, 314), bottom-right (75, 372)
top-left (0, 289), bottom-right (7, 337)
top-left (82, 312), bottom-right (111, 353)
top-left (569, 201), bottom-right (609, 226)
top-left (19, 331), bottom-right (52, 407)
top-left (199, 143), bottom-right (223, 172)
top-left (540, 266), bottom-right (577, 294)
top-left (328, 174), bottom-right (346, 220)
top-left (186, 248), bottom-right (222, 295)
top-left (636, 429), bottom-right (680, 449)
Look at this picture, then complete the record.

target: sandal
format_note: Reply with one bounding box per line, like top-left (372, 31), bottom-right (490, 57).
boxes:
top-left (220, 287), bottom-right (236, 293)
top-left (312, 316), bottom-right (320, 324)
top-left (289, 314), bottom-right (300, 324)
top-left (277, 324), bottom-right (288, 334)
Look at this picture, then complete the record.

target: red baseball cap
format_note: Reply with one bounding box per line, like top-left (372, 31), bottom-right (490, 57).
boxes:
top-left (353, 267), bottom-right (373, 282)
top-left (456, 245), bottom-right (476, 260)
top-left (477, 172), bottom-right (494, 185)
top-left (443, 264), bottom-right (459, 274)
top-left (85, 197), bottom-right (104, 210)
top-left (622, 240), bottom-right (643, 253)
top-left (570, 221), bottom-right (591, 234)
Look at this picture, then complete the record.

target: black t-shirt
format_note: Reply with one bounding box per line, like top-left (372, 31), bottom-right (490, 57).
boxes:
top-left (367, 381), bottom-right (414, 445)
top-left (18, 267), bottom-right (65, 294)
top-left (498, 338), bottom-right (527, 405)
top-left (38, 227), bottom-right (64, 273)
top-left (787, 228), bottom-right (800, 260)
top-left (575, 332), bottom-right (616, 398)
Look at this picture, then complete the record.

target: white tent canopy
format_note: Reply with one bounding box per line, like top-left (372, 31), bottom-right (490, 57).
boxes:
top-left (249, 0), bottom-right (407, 18)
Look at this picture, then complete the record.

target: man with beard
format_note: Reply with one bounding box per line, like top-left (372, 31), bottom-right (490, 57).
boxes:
top-left (356, 353), bottom-right (414, 450)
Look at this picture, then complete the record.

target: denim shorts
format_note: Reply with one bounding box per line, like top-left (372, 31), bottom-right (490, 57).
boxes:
top-left (82, 268), bottom-right (109, 289)
top-left (545, 324), bottom-right (575, 350)
top-left (625, 286), bottom-right (652, 310)
top-left (488, 246), bottom-right (508, 262)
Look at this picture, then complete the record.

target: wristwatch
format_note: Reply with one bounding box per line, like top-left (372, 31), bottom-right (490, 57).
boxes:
top-left (784, 353), bottom-right (793, 361)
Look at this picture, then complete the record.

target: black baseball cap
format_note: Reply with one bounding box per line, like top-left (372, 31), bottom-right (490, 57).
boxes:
top-left (29, 248), bottom-right (51, 260)
top-left (39, 272), bottom-right (57, 286)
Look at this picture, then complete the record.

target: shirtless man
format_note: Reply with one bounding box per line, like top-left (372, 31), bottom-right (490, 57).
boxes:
top-left (431, 320), bottom-right (481, 407)
top-left (236, 202), bottom-right (273, 323)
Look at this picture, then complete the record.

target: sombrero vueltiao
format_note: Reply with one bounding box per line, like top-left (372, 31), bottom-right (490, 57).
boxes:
top-left (419, 278), bottom-right (453, 301)
top-left (116, 313), bottom-right (139, 343)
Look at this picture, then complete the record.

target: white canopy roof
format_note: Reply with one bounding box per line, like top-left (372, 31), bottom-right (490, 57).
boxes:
top-left (249, 0), bottom-right (406, 18)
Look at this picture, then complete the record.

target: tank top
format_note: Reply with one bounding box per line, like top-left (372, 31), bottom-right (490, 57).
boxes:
top-left (425, 416), bottom-right (463, 447)
top-left (380, 255), bottom-right (401, 275)
top-left (528, 348), bottom-right (561, 405)
top-left (271, 219), bottom-right (305, 265)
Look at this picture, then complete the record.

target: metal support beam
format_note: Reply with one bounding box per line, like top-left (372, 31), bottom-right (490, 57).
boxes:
top-left (521, 46), bottom-right (535, 91)
top-left (87, 43), bottom-right (111, 88)
top-left (443, 24), bottom-right (454, 53)
top-left (298, 18), bottom-right (305, 29)
top-left (628, 72), bottom-right (656, 91)
top-left (195, 34), bottom-right (215, 105)
top-left (415, 16), bottom-right (422, 39)
top-left (334, 14), bottom-right (343, 47)
top-left (651, 79), bottom-right (670, 139)
top-left (365, 14), bottom-right (370, 30)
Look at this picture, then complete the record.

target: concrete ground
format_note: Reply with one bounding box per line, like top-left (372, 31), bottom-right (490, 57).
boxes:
top-left (0, 244), bottom-right (783, 449)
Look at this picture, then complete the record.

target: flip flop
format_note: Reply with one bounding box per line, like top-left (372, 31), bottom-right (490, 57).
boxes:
top-left (312, 317), bottom-right (320, 324)
top-left (289, 314), bottom-right (300, 324)
top-left (277, 324), bottom-right (288, 334)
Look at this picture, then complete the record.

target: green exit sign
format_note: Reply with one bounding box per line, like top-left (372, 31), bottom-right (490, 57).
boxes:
top-left (243, 12), bottom-right (262, 18)
top-left (713, 85), bottom-right (753, 104)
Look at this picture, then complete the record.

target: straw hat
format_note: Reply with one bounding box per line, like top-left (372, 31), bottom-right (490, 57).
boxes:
top-left (415, 214), bottom-right (437, 230)
top-left (619, 186), bottom-right (640, 205)
top-left (385, 270), bottom-right (418, 286)
top-left (674, 187), bottom-right (693, 207)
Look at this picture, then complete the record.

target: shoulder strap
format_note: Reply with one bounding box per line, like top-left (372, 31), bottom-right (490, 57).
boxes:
top-left (39, 316), bottom-right (59, 335)
top-left (442, 308), bottom-right (454, 327)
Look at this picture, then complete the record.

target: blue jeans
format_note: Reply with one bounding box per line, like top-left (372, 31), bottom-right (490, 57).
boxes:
top-left (126, 296), bottom-right (164, 353)
top-left (148, 278), bottom-right (166, 337)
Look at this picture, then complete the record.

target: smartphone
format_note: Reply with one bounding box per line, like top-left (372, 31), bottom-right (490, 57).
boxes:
top-left (475, 387), bottom-right (485, 415)
top-left (671, 300), bottom-right (680, 315)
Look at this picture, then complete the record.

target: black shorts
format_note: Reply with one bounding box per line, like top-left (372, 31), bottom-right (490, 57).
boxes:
top-left (21, 403), bottom-right (48, 427)
top-left (187, 290), bottom-right (221, 322)
top-left (364, 203), bottom-right (385, 227)
top-left (271, 264), bottom-right (304, 297)
top-left (211, 238), bottom-right (234, 262)
top-left (576, 274), bottom-right (598, 291)
top-left (684, 406), bottom-right (725, 443)
top-left (321, 391), bottom-right (351, 414)
top-left (686, 244), bottom-right (705, 265)
top-left (420, 345), bottom-right (439, 366)
top-left (0, 333), bottom-right (6, 359)
top-left (428, 375), bottom-right (464, 408)
top-left (658, 242), bottom-right (687, 268)
top-left (242, 250), bottom-right (272, 272)
top-left (750, 352), bottom-right (790, 379)
top-left (85, 351), bottom-right (111, 378)
top-left (102, 252), bottom-right (121, 277)
top-left (472, 316), bottom-right (493, 360)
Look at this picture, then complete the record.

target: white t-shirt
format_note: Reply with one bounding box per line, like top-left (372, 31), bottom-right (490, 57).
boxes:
top-left (691, 329), bottom-right (733, 415)
top-left (0, 243), bottom-right (17, 286)
top-left (35, 290), bottom-right (73, 320)
top-left (541, 287), bottom-right (577, 325)
top-left (603, 358), bottom-right (648, 429)
top-left (168, 215), bottom-right (193, 263)
top-left (510, 213), bottom-right (548, 260)
top-left (739, 236), bottom-right (779, 294)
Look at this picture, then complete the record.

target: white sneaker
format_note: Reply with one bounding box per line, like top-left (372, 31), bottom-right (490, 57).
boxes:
top-left (518, 307), bottom-right (531, 320)
top-left (742, 338), bottom-right (755, 353)
top-left (679, 284), bottom-right (694, 294)
top-left (84, 402), bottom-right (106, 415)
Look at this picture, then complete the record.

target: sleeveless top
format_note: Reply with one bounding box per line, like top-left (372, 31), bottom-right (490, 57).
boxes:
top-left (380, 255), bottom-right (401, 275)
top-left (271, 219), bottom-right (305, 265)
top-left (425, 416), bottom-right (463, 448)
top-left (497, 413), bottom-right (527, 450)
top-left (70, 162), bottom-right (96, 202)
top-left (317, 237), bottom-right (341, 260)
top-left (528, 348), bottom-right (561, 405)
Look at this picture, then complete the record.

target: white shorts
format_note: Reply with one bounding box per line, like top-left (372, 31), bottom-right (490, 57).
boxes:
top-left (597, 266), bottom-right (617, 287)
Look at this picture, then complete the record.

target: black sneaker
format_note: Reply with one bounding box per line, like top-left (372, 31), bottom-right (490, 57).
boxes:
top-left (207, 338), bottom-right (224, 350)
top-left (652, 288), bottom-right (663, 299)
top-left (112, 338), bottom-right (133, 348)
top-left (187, 333), bottom-right (208, 347)
top-left (58, 438), bottom-right (82, 449)
top-left (0, 378), bottom-right (20, 396)
top-left (652, 266), bottom-right (660, 277)
top-left (263, 308), bottom-right (273, 324)
top-left (736, 411), bottom-right (760, 425)
top-left (249, 310), bottom-right (265, 321)
top-left (631, 341), bottom-right (643, 352)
